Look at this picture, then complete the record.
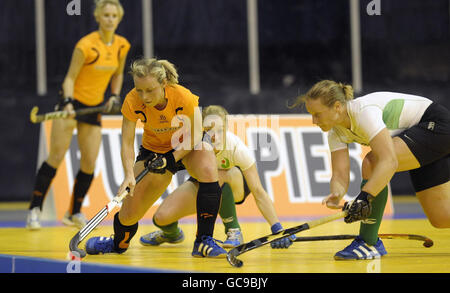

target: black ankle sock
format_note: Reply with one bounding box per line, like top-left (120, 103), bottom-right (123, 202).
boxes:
top-left (29, 162), bottom-right (57, 210)
top-left (70, 170), bottom-right (94, 215)
top-left (113, 212), bottom-right (138, 253)
top-left (196, 181), bottom-right (221, 241)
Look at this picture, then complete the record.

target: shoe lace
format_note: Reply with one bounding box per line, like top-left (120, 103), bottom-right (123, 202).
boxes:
top-left (347, 236), bottom-right (366, 249)
top-left (96, 235), bottom-right (115, 252)
top-left (226, 229), bottom-right (242, 241)
top-left (147, 230), bottom-right (167, 241)
top-left (201, 235), bottom-right (223, 248)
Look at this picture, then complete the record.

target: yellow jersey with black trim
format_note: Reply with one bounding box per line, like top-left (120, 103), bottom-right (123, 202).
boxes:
top-left (73, 31), bottom-right (130, 106)
top-left (121, 84), bottom-right (200, 153)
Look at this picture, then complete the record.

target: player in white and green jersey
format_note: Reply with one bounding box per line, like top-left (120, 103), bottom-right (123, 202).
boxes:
top-left (293, 80), bottom-right (450, 260)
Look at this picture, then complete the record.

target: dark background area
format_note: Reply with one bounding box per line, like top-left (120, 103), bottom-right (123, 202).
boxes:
top-left (0, 0), bottom-right (449, 201)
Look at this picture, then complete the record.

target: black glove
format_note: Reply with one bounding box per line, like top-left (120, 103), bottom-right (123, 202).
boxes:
top-left (270, 223), bottom-right (296, 249)
top-left (146, 152), bottom-right (176, 174)
top-left (106, 95), bottom-right (121, 114)
top-left (55, 96), bottom-right (74, 111)
top-left (343, 191), bottom-right (374, 223)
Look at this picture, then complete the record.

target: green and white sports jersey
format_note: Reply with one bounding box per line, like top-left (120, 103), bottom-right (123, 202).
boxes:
top-left (215, 131), bottom-right (255, 171)
top-left (328, 92), bottom-right (432, 152)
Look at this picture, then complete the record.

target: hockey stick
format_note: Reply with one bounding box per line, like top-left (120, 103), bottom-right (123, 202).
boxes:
top-left (30, 103), bottom-right (121, 124)
top-left (226, 211), bottom-right (347, 267)
top-left (68, 167), bottom-right (149, 259)
top-left (293, 233), bottom-right (433, 247)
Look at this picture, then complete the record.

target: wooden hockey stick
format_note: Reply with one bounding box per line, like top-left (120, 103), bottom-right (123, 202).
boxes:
top-left (226, 211), bottom-right (347, 268)
top-left (293, 233), bottom-right (433, 247)
top-left (68, 167), bottom-right (149, 259)
top-left (30, 103), bottom-right (120, 124)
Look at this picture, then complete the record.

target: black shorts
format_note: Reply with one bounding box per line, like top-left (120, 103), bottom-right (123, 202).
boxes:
top-left (397, 103), bottom-right (450, 192)
top-left (72, 100), bottom-right (102, 126)
top-left (187, 167), bottom-right (251, 204)
top-left (135, 146), bottom-right (186, 175)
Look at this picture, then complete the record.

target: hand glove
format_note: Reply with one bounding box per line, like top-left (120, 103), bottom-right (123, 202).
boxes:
top-left (146, 152), bottom-right (176, 174)
top-left (343, 191), bottom-right (374, 223)
top-left (270, 222), bottom-right (296, 249)
top-left (105, 95), bottom-right (121, 114)
top-left (55, 96), bottom-right (74, 111)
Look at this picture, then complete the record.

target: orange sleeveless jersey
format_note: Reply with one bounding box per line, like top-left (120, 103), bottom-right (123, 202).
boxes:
top-left (73, 31), bottom-right (131, 106)
top-left (121, 84), bottom-right (200, 153)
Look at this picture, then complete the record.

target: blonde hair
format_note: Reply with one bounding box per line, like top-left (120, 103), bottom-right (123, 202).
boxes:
top-left (290, 80), bottom-right (354, 109)
top-left (202, 105), bottom-right (229, 129)
top-left (129, 58), bottom-right (179, 85)
top-left (94, 0), bottom-right (124, 22)
top-left (202, 105), bottom-right (228, 122)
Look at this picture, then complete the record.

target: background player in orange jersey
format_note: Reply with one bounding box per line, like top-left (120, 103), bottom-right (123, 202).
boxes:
top-left (27, 0), bottom-right (130, 230)
top-left (85, 57), bottom-right (227, 258)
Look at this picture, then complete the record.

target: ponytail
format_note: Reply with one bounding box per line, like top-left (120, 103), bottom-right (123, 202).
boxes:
top-left (157, 60), bottom-right (179, 84)
top-left (338, 82), bottom-right (354, 101)
top-left (288, 80), bottom-right (354, 109)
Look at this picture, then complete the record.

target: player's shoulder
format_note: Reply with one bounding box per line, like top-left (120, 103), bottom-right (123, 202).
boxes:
top-left (226, 131), bottom-right (244, 145)
top-left (226, 131), bottom-right (248, 151)
top-left (77, 31), bottom-right (99, 44)
top-left (114, 33), bottom-right (131, 47)
top-left (166, 84), bottom-right (199, 103)
top-left (124, 88), bottom-right (140, 104)
top-left (167, 84), bottom-right (193, 96)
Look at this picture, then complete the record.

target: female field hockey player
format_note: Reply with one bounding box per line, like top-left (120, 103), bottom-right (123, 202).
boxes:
top-left (139, 105), bottom-right (295, 249)
top-left (293, 80), bottom-right (450, 260)
top-left (27, 0), bottom-right (130, 229)
top-left (84, 58), bottom-right (227, 258)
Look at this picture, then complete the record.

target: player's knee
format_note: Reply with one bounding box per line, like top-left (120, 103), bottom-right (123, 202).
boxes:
top-left (226, 167), bottom-right (242, 182)
top-left (428, 215), bottom-right (450, 229)
top-left (118, 210), bottom-right (139, 226)
top-left (194, 160), bottom-right (218, 182)
top-left (428, 220), bottom-right (450, 229)
top-left (47, 151), bottom-right (66, 167)
top-left (79, 160), bottom-right (96, 174)
top-left (153, 211), bottom-right (171, 227)
top-left (196, 141), bottom-right (214, 152)
top-left (201, 166), bottom-right (218, 182)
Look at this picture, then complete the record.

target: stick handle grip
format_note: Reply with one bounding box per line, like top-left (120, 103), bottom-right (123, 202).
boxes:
top-left (307, 210), bottom-right (347, 229)
top-left (110, 167), bottom-right (150, 207)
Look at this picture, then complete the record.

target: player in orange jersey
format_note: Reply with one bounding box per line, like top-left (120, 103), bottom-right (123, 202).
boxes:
top-left (27, 0), bottom-right (130, 230)
top-left (85, 58), bottom-right (227, 258)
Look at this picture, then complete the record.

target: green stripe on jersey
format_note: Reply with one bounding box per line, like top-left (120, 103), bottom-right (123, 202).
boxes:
top-left (382, 99), bottom-right (404, 129)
